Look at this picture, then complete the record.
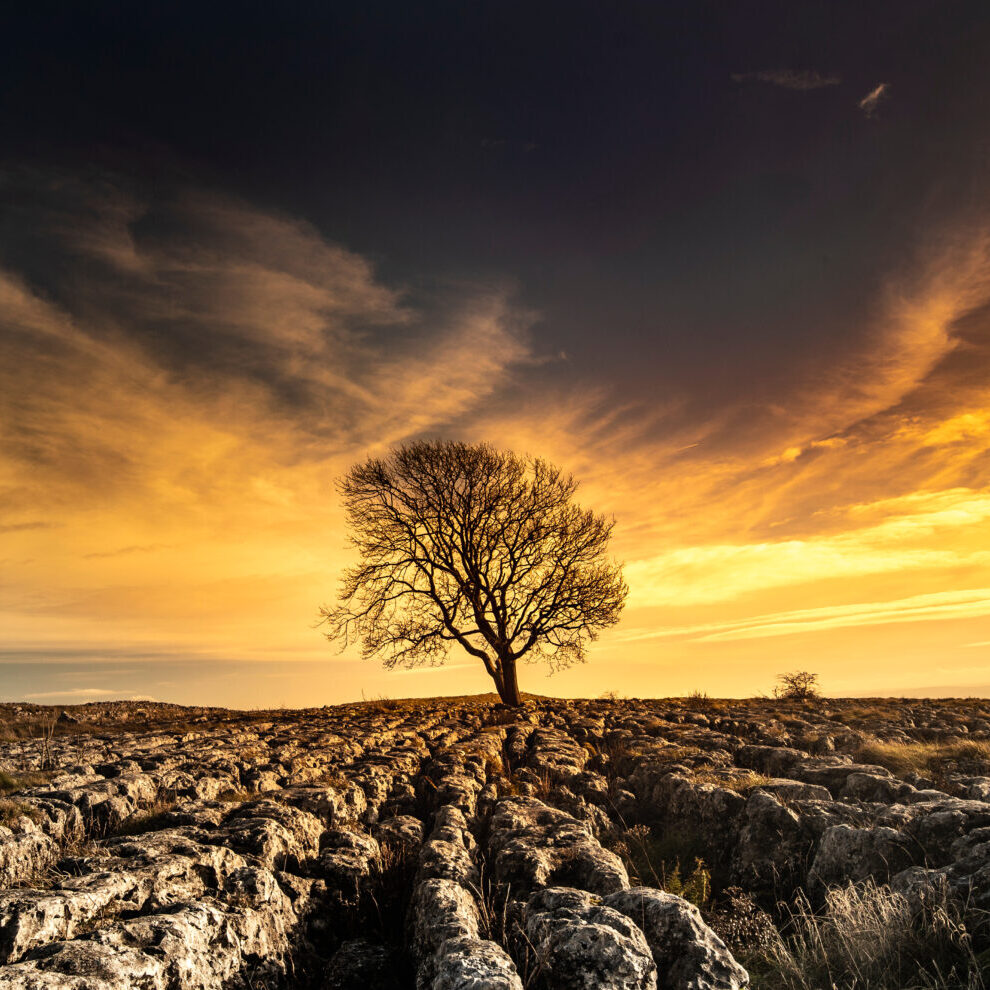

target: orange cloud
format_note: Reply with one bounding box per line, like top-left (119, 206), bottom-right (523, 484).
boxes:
top-left (2, 172), bottom-right (990, 701)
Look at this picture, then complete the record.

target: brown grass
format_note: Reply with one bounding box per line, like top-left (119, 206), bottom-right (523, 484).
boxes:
top-left (112, 798), bottom-right (178, 836)
top-left (0, 799), bottom-right (43, 827)
top-left (749, 879), bottom-right (987, 989)
top-left (217, 788), bottom-right (262, 803)
top-left (682, 691), bottom-right (730, 713)
top-left (0, 770), bottom-right (53, 793)
top-left (854, 739), bottom-right (990, 787)
top-left (692, 769), bottom-right (775, 794)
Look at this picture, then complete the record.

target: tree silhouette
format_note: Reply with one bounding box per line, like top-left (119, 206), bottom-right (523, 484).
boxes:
top-left (320, 440), bottom-right (627, 705)
top-left (775, 671), bottom-right (820, 700)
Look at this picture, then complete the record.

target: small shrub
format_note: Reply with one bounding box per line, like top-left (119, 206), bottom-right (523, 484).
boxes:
top-left (364, 694), bottom-right (402, 712)
top-left (775, 672), bottom-right (820, 701)
top-left (684, 690), bottom-right (726, 713)
top-left (708, 886), bottom-right (779, 957)
top-left (608, 824), bottom-right (712, 908)
top-left (662, 857), bottom-right (712, 907)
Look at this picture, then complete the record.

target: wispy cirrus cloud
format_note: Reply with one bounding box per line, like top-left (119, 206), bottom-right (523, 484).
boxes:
top-left (0, 168), bottom-right (540, 669)
top-left (859, 82), bottom-right (890, 116)
top-left (0, 170), bottom-right (536, 522)
top-left (474, 221), bottom-right (990, 556)
top-left (23, 688), bottom-right (157, 700)
top-left (83, 544), bottom-right (174, 560)
top-left (731, 69), bottom-right (841, 90)
top-left (470, 213), bottom-right (990, 694)
top-left (622, 489), bottom-right (990, 609)
top-left (620, 587), bottom-right (990, 644)
top-left (0, 521), bottom-right (54, 534)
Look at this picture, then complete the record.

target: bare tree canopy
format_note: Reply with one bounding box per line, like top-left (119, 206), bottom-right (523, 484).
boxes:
top-left (319, 440), bottom-right (627, 705)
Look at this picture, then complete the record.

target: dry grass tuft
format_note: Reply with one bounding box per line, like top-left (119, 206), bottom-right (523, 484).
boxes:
top-left (112, 797), bottom-right (178, 836)
top-left (854, 739), bottom-right (990, 787)
top-left (751, 878), bottom-right (987, 989)
top-left (692, 769), bottom-right (775, 794)
top-left (217, 788), bottom-right (262, 803)
top-left (365, 838), bottom-right (419, 947)
top-left (470, 858), bottom-right (543, 989)
top-left (683, 690), bottom-right (729, 713)
top-left (0, 798), bottom-right (43, 827)
top-left (0, 770), bottom-right (52, 794)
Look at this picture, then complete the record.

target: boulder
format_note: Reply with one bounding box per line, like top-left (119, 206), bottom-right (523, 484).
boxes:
top-left (605, 887), bottom-right (749, 990)
top-left (487, 798), bottom-right (628, 896)
top-left (525, 887), bottom-right (657, 990)
top-left (808, 824), bottom-right (917, 888)
top-left (430, 935), bottom-right (524, 990)
top-left (315, 828), bottom-right (382, 901)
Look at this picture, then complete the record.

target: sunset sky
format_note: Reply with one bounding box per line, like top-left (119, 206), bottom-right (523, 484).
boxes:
top-left (2, 2), bottom-right (990, 706)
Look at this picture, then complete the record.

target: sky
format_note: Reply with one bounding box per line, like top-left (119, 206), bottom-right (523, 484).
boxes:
top-left (2, 1), bottom-right (990, 707)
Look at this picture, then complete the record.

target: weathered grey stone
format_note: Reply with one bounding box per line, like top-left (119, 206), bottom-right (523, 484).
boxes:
top-left (409, 878), bottom-right (480, 959)
top-left (1, 694), bottom-right (988, 989)
top-left (752, 779), bottom-right (832, 802)
top-left (525, 887), bottom-right (657, 990)
top-left (734, 745), bottom-right (805, 777)
top-left (216, 800), bottom-right (323, 870)
top-left (628, 773), bottom-right (745, 877)
top-left (605, 887), bottom-right (749, 990)
top-left (0, 871), bottom-right (141, 963)
top-left (431, 935), bottom-right (523, 990)
top-left (809, 824), bottom-right (916, 887)
top-left (488, 798), bottom-right (628, 895)
top-left (0, 828), bottom-right (59, 890)
top-left (731, 791), bottom-right (804, 892)
top-left (373, 814), bottom-right (424, 855)
top-left (839, 772), bottom-right (916, 804)
top-left (789, 760), bottom-right (892, 797)
top-left (316, 827), bottom-right (382, 900)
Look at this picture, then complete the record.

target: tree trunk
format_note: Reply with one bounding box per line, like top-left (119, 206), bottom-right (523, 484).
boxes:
top-left (494, 656), bottom-right (522, 706)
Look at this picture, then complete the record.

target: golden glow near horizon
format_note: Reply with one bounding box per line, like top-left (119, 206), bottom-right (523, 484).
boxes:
top-left (2, 183), bottom-right (989, 705)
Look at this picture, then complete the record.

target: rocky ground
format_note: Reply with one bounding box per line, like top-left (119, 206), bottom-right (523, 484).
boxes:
top-left (0, 693), bottom-right (987, 989)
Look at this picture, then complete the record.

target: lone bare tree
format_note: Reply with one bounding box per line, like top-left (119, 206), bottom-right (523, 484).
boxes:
top-left (319, 440), bottom-right (627, 706)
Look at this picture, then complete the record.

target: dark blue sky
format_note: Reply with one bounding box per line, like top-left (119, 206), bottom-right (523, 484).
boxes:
top-left (5, 1), bottom-right (989, 397)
